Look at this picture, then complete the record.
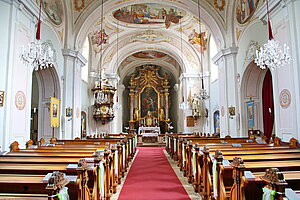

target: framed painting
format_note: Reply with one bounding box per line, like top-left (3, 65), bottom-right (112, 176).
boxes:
top-left (213, 110), bottom-right (220, 133)
top-left (247, 100), bottom-right (254, 129)
top-left (140, 87), bottom-right (159, 118)
top-left (50, 97), bottom-right (60, 128)
top-left (0, 91), bottom-right (3, 107)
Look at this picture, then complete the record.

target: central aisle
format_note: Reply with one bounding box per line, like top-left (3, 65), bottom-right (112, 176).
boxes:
top-left (118, 147), bottom-right (191, 200)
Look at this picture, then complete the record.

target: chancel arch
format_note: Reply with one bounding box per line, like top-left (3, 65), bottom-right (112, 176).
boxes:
top-left (121, 65), bottom-right (178, 134)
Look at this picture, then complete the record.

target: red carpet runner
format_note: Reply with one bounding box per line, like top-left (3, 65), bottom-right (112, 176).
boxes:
top-left (118, 147), bottom-right (191, 200)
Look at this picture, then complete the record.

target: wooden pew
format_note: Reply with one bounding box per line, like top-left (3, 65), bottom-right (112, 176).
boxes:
top-left (176, 137), bottom-right (300, 200)
top-left (4, 136), bottom-right (136, 200)
top-left (0, 172), bottom-right (79, 200)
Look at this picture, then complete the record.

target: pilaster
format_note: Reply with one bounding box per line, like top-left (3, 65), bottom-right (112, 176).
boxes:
top-left (212, 47), bottom-right (239, 137)
top-left (62, 49), bottom-right (87, 139)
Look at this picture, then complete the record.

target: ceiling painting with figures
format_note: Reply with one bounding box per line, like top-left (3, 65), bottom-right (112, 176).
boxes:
top-left (113, 3), bottom-right (186, 28)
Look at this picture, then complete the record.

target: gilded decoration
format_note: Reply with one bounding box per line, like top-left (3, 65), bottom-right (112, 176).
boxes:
top-left (128, 65), bottom-right (170, 131)
top-left (188, 29), bottom-right (208, 52)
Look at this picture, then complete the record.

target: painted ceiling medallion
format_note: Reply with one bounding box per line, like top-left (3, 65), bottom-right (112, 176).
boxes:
top-left (42, 0), bottom-right (64, 26)
top-left (113, 3), bottom-right (186, 28)
top-left (280, 89), bottom-right (291, 109)
top-left (15, 91), bottom-right (26, 110)
top-left (214, 0), bottom-right (225, 11)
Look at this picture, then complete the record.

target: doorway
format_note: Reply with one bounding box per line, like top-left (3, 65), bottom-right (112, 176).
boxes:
top-left (262, 70), bottom-right (274, 142)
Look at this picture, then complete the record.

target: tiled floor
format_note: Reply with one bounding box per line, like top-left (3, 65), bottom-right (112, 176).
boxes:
top-left (111, 149), bottom-right (201, 200)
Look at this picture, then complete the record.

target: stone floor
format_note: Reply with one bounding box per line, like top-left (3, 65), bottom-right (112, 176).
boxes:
top-left (111, 149), bottom-right (201, 200)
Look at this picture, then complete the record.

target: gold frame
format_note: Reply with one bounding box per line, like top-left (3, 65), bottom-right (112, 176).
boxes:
top-left (0, 91), bottom-right (4, 107)
top-left (66, 107), bottom-right (73, 117)
top-left (138, 85), bottom-right (161, 120)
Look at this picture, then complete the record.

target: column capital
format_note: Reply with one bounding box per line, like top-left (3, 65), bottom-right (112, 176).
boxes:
top-left (62, 49), bottom-right (87, 66)
top-left (212, 47), bottom-right (238, 65)
top-left (105, 73), bottom-right (120, 81)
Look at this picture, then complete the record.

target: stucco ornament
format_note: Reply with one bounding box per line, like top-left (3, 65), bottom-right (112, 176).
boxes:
top-left (279, 89), bottom-right (291, 109)
top-left (214, 0), bottom-right (225, 11)
top-left (245, 40), bottom-right (260, 63)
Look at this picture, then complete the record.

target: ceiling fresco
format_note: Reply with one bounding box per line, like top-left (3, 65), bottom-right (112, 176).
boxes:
top-left (236, 0), bottom-right (260, 24)
top-left (72, 0), bottom-right (96, 24)
top-left (42, 0), bottom-right (64, 26)
top-left (113, 3), bottom-right (186, 28)
top-left (132, 51), bottom-right (167, 59)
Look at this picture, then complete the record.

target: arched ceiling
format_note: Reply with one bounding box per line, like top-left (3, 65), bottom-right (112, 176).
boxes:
top-left (77, 0), bottom-right (221, 79)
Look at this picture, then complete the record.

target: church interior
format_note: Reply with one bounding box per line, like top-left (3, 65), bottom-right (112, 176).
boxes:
top-left (1, 0), bottom-right (300, 199)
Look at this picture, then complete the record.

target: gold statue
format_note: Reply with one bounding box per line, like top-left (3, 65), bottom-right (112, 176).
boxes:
top-left (146, 111), bottom-right (154, 126)
top-left (134, 108), bottom-right (139, 121)
top-left (159, 108), bottom-right (165, 120)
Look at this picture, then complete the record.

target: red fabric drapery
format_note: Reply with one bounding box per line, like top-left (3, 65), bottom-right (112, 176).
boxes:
top-left (262, 70), bottom-right (274, 142)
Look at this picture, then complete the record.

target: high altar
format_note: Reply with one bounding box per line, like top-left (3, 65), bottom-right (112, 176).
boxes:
top-left (128, 65), bottom-right (170, 134)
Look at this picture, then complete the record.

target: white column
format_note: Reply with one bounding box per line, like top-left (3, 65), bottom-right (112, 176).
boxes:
top-left (106, 73), bottom-right (121, 133)
top-left (62, 49), bottom-right (87, 139)
top-left (212, 47), bottom-right (239, 137)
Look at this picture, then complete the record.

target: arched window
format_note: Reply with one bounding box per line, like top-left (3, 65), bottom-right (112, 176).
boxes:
top-left (209, 37), bottom-right (218, 82)
top-left (81, 38), bottom-right (89, 82)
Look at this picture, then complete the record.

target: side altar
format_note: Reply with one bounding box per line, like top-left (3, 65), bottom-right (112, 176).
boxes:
top-left (128, 65), bottom-right (170, 135)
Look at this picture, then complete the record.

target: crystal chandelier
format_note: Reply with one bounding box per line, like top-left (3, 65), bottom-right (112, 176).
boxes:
top-left (20, 0), bottom-right (56, 70)
top-left (254, 0), bottom-right (291, 70)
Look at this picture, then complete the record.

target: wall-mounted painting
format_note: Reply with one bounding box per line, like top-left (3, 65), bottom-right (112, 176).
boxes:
top-left (236, 0), bottom-right (260, 24)
top-left (213, 110), bottom-right (220, 133)
top-left (0, 91), bottom-right (4, 107)
top-left (247, 100), bottom-right (255, 129)
top-left (132, 51), bottom-right (167, 59)
top-left (113, 3), bottom-right (185, 28)
top-left (140, 87), bottom-right (158, 118)
top-left (42, 0), bottom-right (64, 26)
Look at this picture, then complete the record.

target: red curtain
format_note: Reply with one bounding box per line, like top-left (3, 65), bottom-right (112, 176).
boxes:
top-left (262, 70), bottom-right (274, 142)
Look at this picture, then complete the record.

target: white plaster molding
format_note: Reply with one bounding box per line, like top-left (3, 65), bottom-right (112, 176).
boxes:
top-left (212, 47), bottom-right (239, 65)
top-left (179, 72), bottom-right (210, 81)
top-left (105, 73), bottom-right (120, 81)
top-left (256, 0), bottom-right (284, 22)
top-left (62, 49), bottom-right (87, 66)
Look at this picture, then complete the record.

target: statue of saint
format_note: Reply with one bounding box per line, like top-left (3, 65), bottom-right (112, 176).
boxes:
top-left (134, 108), bottom-right (139, 120)
top-left (159, 108), bottom-right (165, 120)
top-left (146, 111), bottom-right (154, 126)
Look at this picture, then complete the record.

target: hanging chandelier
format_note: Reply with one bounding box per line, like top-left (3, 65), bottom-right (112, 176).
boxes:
top-left (254, 0), bottom-right (291, 70)
top-left (20, 0), bottom-right (56, 70)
